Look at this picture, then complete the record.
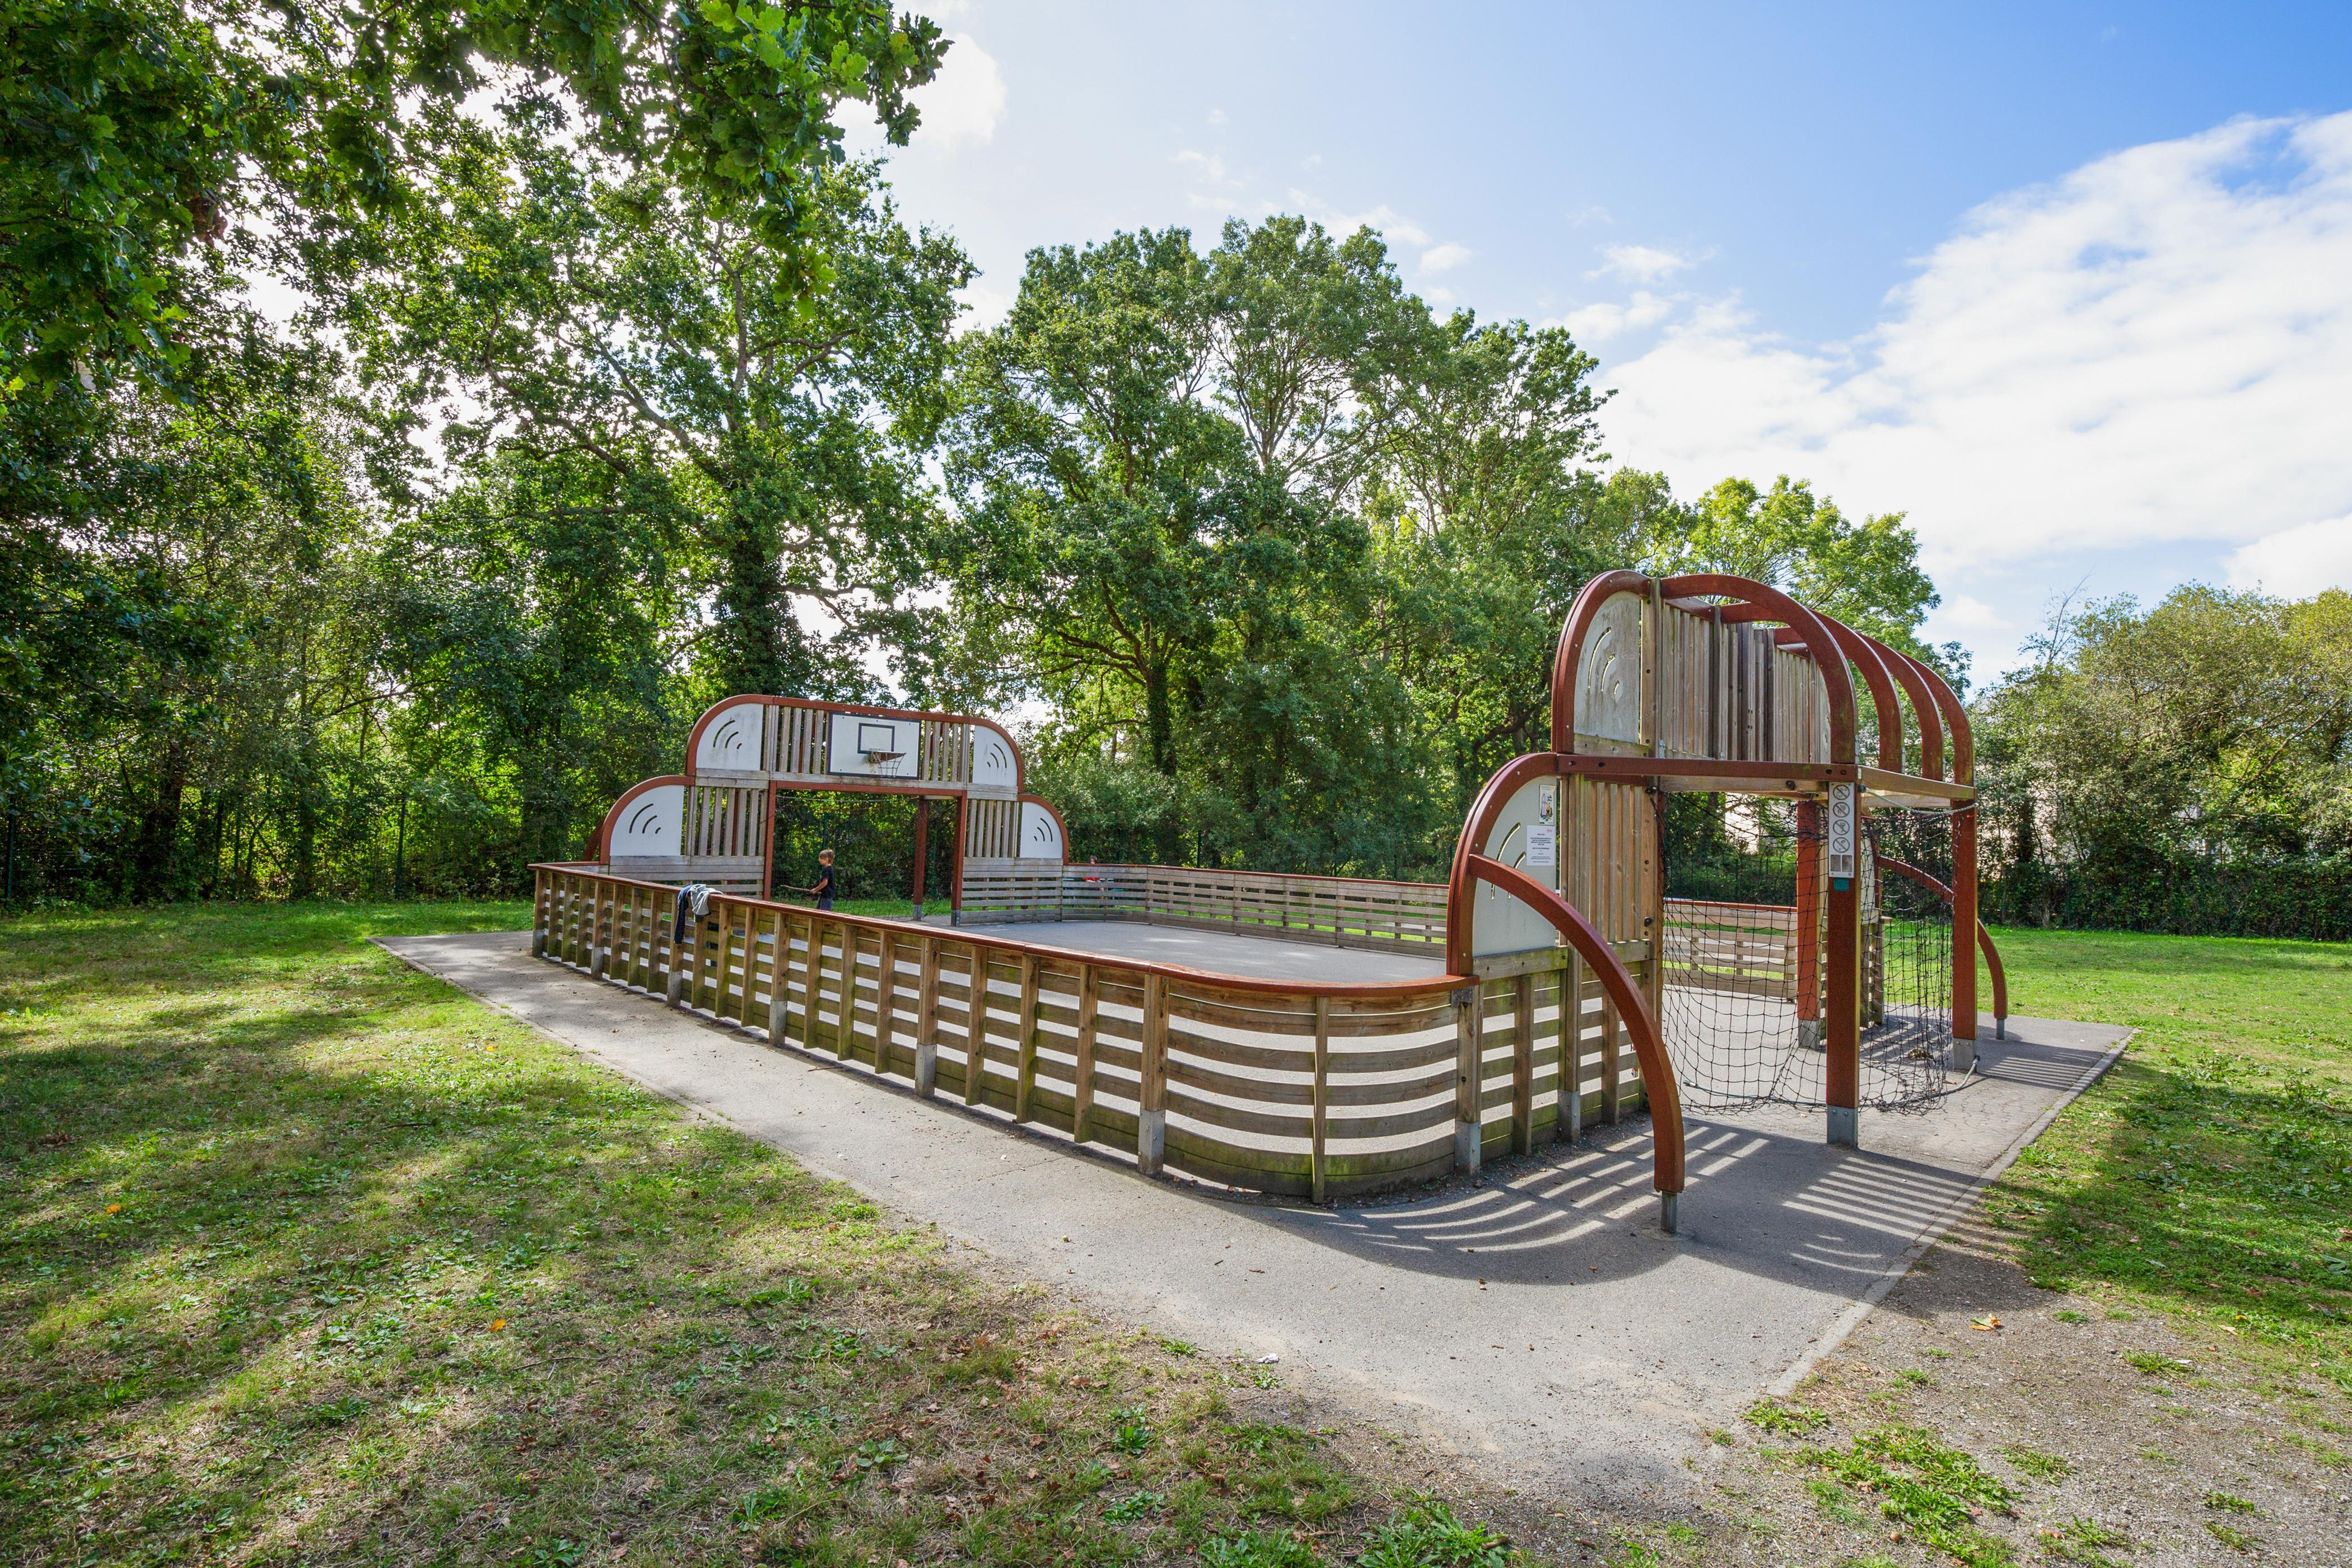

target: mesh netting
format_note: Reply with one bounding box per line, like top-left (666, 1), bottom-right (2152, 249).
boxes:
top-left (1659, 795), bottom-right (1960, 1113)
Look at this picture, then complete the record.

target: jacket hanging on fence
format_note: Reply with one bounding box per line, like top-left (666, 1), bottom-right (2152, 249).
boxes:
top-left (671, 883), bottom-right (713, 944)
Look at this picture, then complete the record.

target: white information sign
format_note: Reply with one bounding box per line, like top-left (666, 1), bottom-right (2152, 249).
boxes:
top-left (1525, 823), bottom-right (1557, 869)
top-left (1826, 782), bottom-right (1858, 880)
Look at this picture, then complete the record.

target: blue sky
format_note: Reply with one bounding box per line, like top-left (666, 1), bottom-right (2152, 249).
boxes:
top-left (850, 2), bottom-right (2352, 685)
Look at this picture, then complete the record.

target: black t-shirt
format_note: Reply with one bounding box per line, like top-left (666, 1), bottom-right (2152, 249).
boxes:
top-left (813, 866), bottom-right (837, 898)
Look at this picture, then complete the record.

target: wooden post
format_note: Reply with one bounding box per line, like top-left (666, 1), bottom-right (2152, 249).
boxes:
top-left (694, 911), bottom-right (714, 1011)
top-left (629, 886), bottom-right (643, 988)
top-left (1013, 954), bottom-right (1040, 1122)
top-left (911, 796), bottom-right (930, 920)
top-left (1793, 799), bottom-right (1823, 1052)
top-left (735, 904), bottom-right (757, 1026)
top-left (664, 891), bottom-right (686, 1006)
top-left (761, 785), bottom-right (778, 899)
top-left (1137, 973), bottom-right (1168, 1175)
top-left (1952, 802), bottom-right (1980, 1069)
top-left (963, 946), bottom-right (988, 1108)
top-left (766, 908), bottom-right (789, 1041)
top-left (833, 922), bottom-right (855, 1062)
top-left (797, 915), bottom-right (819, 1049)
top-left (532, 870), bottom-right (549, 956)
top-left (1071, 966), bottom-right (1100, 1141)
top-left (949, 796), bottom-right (968, 923)
top-left (1310, 994), bottom-right (1331, 1203)
top-left (1453, 984), bottom-right (1482, 1175)
top-left (1561, 956), bottom-right (1583, 1142)
top-left (1600, 991), bottom-right (1622, 1126)
top-left (914, 937), bottom-right (942, 1095)
top-left (1825, 783), bottom-right (1862, 1146)
top-left (1510, 972), bottom-right (1536, 1155)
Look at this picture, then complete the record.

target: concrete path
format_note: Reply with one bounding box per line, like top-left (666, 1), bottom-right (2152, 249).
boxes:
top-left (379, 930), bottom-right (2128, 1493)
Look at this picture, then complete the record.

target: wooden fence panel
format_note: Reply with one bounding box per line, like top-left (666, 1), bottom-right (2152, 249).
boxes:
top-left (534, 864), bottom-right (1676, 1205)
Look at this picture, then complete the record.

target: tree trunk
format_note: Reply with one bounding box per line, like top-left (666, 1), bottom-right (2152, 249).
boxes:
top-left (713, 499), bottom-right (791, 696)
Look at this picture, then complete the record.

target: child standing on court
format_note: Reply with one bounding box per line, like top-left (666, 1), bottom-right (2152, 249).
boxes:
top-left (808, 848), bottom-right (837, 910)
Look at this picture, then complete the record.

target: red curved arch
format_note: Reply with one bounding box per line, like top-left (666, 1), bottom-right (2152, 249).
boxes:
top-left (683, 694), bottom-right (1031, 794)
top-left (1739, 611), bottom-right (1902, 776)
top-left (1018, 792), bottom-right (1072, 864)
top-left (1815, 621), bottom-right (1906, 773)
top-left (1445, 751), bottom-right (1566, 976)
top-left (1464, 854), bottom-right (1685, 1197)
top-left (1890, 651), bottom-right (1972, 784)
top-left (1877, 856), bottom-right (2008, 1024)
top-left (1859, 632), bottom-right (1946, 781)
top-left (1653, 574), bottom-right (1860, 766)
top-left (1551, 570), bottom-right (1656, 754)
top-left (594, 774), bottom-right (688, 861)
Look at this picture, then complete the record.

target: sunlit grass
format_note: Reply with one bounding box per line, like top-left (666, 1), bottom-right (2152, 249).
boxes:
top-left (1980, 927), bottom-right (2352, 1390)
top-left (0, 901), bottom-right (1480, 1566)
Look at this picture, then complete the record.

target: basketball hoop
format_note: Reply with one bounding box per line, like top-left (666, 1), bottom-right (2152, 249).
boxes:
top-left (862, 749), bottom-right (904, 764)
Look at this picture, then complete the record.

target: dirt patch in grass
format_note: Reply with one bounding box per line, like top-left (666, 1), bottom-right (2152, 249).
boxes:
top-left (1665, 926), bottom-right (2352, 1567)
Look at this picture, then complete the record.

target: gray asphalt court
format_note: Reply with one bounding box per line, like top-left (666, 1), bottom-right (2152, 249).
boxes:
top-left (379, 927), bottom-right (2129, 1492)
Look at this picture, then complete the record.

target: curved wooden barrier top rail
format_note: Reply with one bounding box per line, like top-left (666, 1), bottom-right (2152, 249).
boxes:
top-left (531, 862), bottom-right (1684, 1219)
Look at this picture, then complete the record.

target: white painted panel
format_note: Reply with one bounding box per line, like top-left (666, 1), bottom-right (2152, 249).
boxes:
top-left (694, 702), bottom-right (767, 772)
top-left (1471, 776), bottom-right (1565, 958)
top-left (1577, 593), bottom-right (1644, 744)
top-left (970, 723), bottom-right (1020, 792)
top-left (1018, 800), bottom-right (1064, 861)
top-left (608, 783), bottom-right (685, 857)
top-left (827, 712), bottom-right (920, 779)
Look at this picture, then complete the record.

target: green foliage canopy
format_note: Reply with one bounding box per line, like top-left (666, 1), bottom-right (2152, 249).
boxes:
top-left (1, 0), bottom-right (948, 389)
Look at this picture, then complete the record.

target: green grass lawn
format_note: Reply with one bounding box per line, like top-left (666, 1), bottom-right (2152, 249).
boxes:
top-left (4, 903), bottom-right (2347, 1567)
top-left (1978, 926), bottom-right (2352, 1393)
top-left (0, 903), bottom-right (1496, 1567)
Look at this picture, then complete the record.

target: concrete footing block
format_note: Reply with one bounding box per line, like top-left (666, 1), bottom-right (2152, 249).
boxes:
top-left (1137, 1109), bottom-right (1165, 1176)
top-left (1454, 1119), bottom-right (1482, 1175)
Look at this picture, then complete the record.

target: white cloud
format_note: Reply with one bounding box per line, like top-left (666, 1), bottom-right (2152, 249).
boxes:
top-left (1174, 148), bottom-right (1228, 183)
top-left (1595, 111), bottom-right (2352, 576)
top-left (954, 281), bottom-right (1014, 335)
top-left (1560, 290), bottom-right (1675, 344)
top-left (1418, 241), bottom-right (1474, 274)
top-left (1592, 244), bottom-right (1695, 283)
top-left (1933, 594), bottom-right (2004, 631)
top-left (2227, 515), bottom-right (2352, 593)
top-left (1207, 107), bottom-right (1228, 126)
top-left (1286, 192), bottom-right (1430, 247)
top-left (910, 34), bottom-right (1005, 147)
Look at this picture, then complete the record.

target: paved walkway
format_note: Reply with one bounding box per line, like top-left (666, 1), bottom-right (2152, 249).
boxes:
top-left (379, 930), bottom-right (2128, 1492)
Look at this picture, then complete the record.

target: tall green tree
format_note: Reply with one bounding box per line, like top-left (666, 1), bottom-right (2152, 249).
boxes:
top-left (1638, 475), bottom-right (1953, 673)
top-left (343, 108), bottom-right (971, 698)
top-left (2, 0), bottom-right (949, 390)
top-left (377, 449), bottom-right (694, 880)
top-left (1353, 315), bottom-right (1615, 808)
